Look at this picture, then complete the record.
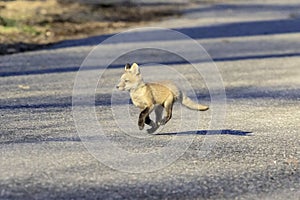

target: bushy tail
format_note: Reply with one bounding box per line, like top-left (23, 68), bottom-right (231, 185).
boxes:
top-left (181, 94), bottom-right (209, 111)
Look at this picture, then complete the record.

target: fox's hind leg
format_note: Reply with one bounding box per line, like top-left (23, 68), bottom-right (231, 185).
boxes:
top-left (155, 105), bottom-right (164, 124)
top-left (159, 95), bottom-right (174, 125)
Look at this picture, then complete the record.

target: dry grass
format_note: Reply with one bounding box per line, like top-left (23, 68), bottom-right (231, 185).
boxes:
top-left (0, 0), bottom-right (181, 54)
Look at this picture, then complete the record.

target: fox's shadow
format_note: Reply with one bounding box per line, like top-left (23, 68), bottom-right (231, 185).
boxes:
top-left (155, 129), bottom-right (252, 136)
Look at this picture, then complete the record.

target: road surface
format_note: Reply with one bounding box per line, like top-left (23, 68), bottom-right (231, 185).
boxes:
top-left (0, 0), bottom-right (299, 199)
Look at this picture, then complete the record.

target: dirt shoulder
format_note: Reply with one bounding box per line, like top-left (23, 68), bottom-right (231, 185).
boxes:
top-left (0, 0), bottom-right (183, 55)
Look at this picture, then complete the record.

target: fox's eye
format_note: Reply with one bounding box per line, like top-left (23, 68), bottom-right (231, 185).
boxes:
top-left (125, 80), bottom-right (129, 83)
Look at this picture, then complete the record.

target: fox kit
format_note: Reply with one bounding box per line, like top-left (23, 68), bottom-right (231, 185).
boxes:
top-left (116, 63), bottom-right (209, 133)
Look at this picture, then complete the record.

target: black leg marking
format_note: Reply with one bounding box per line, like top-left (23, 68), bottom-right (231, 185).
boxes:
top-left (138, 107), bottom-right (150, 130)
top-left (145, 116), bottom-right (152, 125)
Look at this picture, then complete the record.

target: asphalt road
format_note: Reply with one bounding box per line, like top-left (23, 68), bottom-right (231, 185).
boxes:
top-left (0, 0), bottom-right (299, 199)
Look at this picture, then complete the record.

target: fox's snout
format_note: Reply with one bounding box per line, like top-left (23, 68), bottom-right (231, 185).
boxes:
top-left (116, 83), bottom-right (125, 91)
top-left (116, 78), bottom-right (129, 91)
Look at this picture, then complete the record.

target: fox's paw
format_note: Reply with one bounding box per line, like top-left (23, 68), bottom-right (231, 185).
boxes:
top-left (158, 118), bottom-right (167, 126)
top-left (147, 127), bottom-right (156, 134)
top-left (138, 118), bottom-right (145, 130)
top-left (138, 122), bottom-right (145, 130)
top-left (147, 122), bottom-right (159, 134)
top-left (139, 124), bottom-right (144, 130)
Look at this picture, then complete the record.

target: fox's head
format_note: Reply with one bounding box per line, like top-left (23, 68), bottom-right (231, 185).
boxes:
top-left (116, 63), bottom-right (143, 91)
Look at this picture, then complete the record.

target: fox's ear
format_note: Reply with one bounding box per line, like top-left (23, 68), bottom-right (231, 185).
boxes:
top-left (130, 63), bottom-right (140, 75)
top-left (124, 63), bottom-right (131, 71)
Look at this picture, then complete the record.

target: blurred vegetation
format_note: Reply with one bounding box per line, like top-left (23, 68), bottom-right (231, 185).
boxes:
top-left (0, 0), bottom-right (181, 54)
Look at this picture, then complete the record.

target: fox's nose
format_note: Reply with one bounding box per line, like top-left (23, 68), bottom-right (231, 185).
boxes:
top-left (116, 85), bottom-right (119, 89)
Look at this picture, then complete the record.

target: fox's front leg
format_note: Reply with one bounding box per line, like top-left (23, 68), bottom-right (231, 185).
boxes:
top-left (145, 106), bottom-right (163, 133)
top-left (145, 115), bottom-right (159, 134)
top-left (138, 107), bottom-right (152, 130)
